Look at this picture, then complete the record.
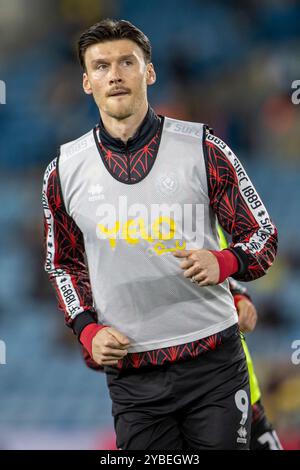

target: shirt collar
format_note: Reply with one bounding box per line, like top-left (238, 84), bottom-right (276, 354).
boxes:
top-left (97, 105), bottom-right (161, 152)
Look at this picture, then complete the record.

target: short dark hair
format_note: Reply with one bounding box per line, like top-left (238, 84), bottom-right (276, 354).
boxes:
top-left (77, 18), bottom-right (152, 70)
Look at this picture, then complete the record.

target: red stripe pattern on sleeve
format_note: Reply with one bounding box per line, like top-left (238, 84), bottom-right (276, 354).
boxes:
top-left (42, 158), bottom-right (98, 330)
top-left (204, 132), bottom-right (278, 281)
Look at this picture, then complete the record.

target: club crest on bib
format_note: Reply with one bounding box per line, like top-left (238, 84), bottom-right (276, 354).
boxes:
top-left (156, 173), bottom-right (179, 196)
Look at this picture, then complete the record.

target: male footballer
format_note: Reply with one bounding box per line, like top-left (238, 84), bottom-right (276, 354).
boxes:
top-left (43, 19), bottom-right (278, 450)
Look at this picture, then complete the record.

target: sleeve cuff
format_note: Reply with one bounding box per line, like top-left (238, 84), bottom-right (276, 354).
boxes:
top-left (228, 246), bottom-right (250, 280)
top-left (233, 294), bottom-right (249, 311)
top-left (209, 249), bottom-right (239, 283)
top-left (79, 323), bottom-right (108, 358)
top-left (72, 310), bottom-right (98, 337)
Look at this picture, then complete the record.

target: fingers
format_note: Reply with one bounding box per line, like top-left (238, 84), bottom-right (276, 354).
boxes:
top-left (183, 264), bottom-right (204, 279)
top-left (188, 252), bottom-right (203, 262)
top-left (92, 331), bottom-right (129, 350)
top-left (191, 275), bottom-right (209, 285)
top-left (91, 327), bottom-right (131, 367)
top-left (238, 308), bottom-right (248, 330)
top-left (239, 312), bottom-right (255, 333)
top-left (194, 276), bottom-right (210, 286)
top-left (102, 355), bottom-right (126, 362)
top-left (93, 335), bottom-right (129, 357)
top-left (176, 254), bottom-right (204, 279)
top-left (107, 327), bottom-right (131, 347)
top-left (176, 255), bottom-right (212, 285)
top-left (247, 309), bottom-right (257, 331)
top-left (181, 261), bottom-right (209, 284)
top-left (92, 344), bottom-right (128, 366)
top-left (173, 250), bottom-right (195, 258)
top-left (174, 250), bottom-right (218, 284)
top-left (102, 347), bottom-right (128, 359)
top-left (92, 349), bottom-right (128, 366)
top-left (237, 301), bottom-right (258, 333)
top-left (103, 340), bottom-right (129, 350)
top-left (179, 259), bottom-right (194, 269)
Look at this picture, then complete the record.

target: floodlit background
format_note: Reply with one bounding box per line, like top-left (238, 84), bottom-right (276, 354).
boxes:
top-left (1, 0), bottom-right (300, 450)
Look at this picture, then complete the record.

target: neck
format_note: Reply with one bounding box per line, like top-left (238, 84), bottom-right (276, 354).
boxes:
top-left (100, 101), bottom-right (149, 144)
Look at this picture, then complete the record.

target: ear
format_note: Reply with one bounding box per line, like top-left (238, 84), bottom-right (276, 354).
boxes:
top-left (146, 63), bottom-right (156, 86)
top-left (82, 72), bottom-right (93, 95)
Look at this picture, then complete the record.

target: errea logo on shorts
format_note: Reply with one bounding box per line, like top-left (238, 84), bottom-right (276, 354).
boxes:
top-left (237, 426), bottom-right (247, 444)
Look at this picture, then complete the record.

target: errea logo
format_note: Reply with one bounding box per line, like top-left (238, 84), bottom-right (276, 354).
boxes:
top-left (237, 426), bottom-right (247, 444)
top-left (88, 184), bottom-right (105, 202)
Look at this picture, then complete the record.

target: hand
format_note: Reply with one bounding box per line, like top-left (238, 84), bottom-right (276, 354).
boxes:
top-left (236, 298), bottom-right (258, 333)
top-left (91, 327), bottom-right (131, 366)
top-left (173, 249), bottom-right (220, 286)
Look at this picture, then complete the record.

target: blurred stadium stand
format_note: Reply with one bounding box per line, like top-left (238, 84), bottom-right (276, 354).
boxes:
top-left (0, 0), bottom-right (300, 450)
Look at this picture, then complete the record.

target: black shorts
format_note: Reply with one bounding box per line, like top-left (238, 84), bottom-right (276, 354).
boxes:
top-left (104, 326), bottom-right (251, 450)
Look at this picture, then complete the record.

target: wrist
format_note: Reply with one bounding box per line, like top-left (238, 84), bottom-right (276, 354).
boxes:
top-left (79, 323), bottom-right (108, 358)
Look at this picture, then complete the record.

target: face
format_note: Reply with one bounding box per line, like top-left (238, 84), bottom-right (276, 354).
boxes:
top-left (82, 39), bottom-right (156, 120)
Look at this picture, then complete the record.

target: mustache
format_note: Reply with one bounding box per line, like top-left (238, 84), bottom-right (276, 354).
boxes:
top-left (107, 87), bottom-right (131, 97)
